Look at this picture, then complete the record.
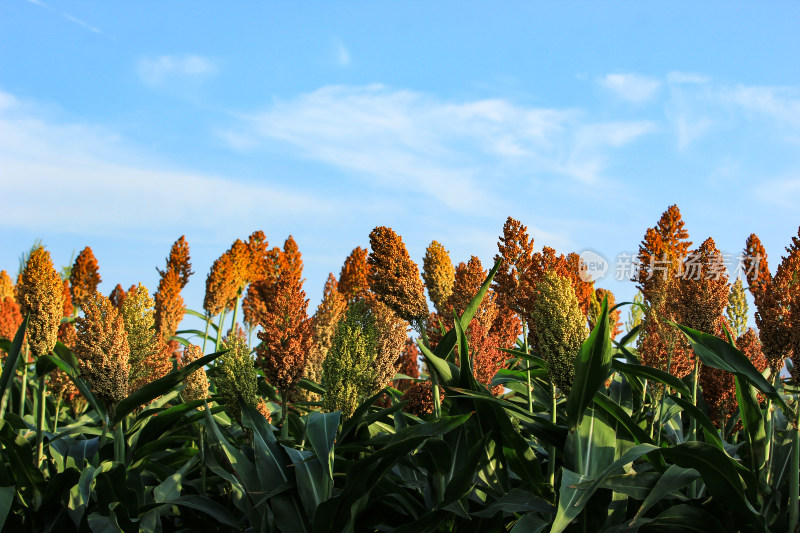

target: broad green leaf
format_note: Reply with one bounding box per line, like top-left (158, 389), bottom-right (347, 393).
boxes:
top-left (154, 455), bottom-right (198, 503)
top-left (566, 296), bottom-right (613, 429)
top-left (470, 488), bottom-right (554, 517)
top-left (417, 340), bottom-right (458, 386)
top-left (0, 485), bottom-right (14, 530)
top-left (113, 350), bottom-right (225, 424)
top-left (629, 465), bottom-right (699, 526)
top-left (611, 359), bottom-right (692, 397)
top-left (668, 395), bottom-right (724, 450)
top-left (593, 392), bottom-right (653, 446)
top-left (635, 503), bottom-right (727, 532)
top-left (672, 323), bottom-right (792, 417)
top-left (735, 376), bottom-right (767, 474)
top-left (306, 411), bottom-right (340, 481)
top-left (163, 495), bottom-right (240, 528)
top-left (551, 468), bottom-right (590, 533)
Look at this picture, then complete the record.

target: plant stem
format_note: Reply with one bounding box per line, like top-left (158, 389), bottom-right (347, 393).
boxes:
top-left (548, 382), bottom-right (557, 487)
top-left (199, 427), bottom-right (207, 494)
top-left (417, 322), bottom-right (441, 418)
top-left (35, 376), bottom-right (47, 468)
top-left (19, 347), bottom-right (29, 416)
top-left (114, 423), bottom-right (125, 465)
top-left (689, 358), bottom-right (701, 499)
top-left (790, 421), bottom-right (800, 533)
top-left (230, 291), bottom-right (241, 337)
top-left (214, 312), bottom-right (224, 353)
top-left (523, 320), bottom-right (532, 414)
top-left (53, 399), bottom-right (61, 434)
top-left (201, 313), bottom-right (210, 354)
top-left (280, 394), bottom-right (289, 440)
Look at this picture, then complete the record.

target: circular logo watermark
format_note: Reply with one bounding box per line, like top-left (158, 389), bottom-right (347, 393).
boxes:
top-left (578, 249), bottom-right (609, 282)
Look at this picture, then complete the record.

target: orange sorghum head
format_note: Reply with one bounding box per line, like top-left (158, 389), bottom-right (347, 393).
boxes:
top-left (365, 293), bottom-right (408, 392)
top-left (0, 297), bottom-right (22, 362)
top-left (493, 217), bottom-right (535, 314)
top-left (157, 236), bottom-right (193, 289)
top-left (339, 246), bottom-right (370, 302)
top-left (401, 381), bottom-right (440, 417)
top-left (70, 247), bottom-right (101, 310)
top-left (19, 247), bottom-right (65, 358)
top-left (154, 269), bottom-right (184, 343)
top-left (58, 279), bottom-right (77, 347)
top-left (367, 227), bottom-right (428, 324)
top-left (123, 283), bottom-right (172, 390)
top-left (0, 270), bottom-right (15, 302)
top-left (678, 238), bottom-right (730, 335)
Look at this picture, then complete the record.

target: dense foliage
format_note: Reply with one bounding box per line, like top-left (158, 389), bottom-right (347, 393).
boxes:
top-left (1, 209), bottom-right (799, 532)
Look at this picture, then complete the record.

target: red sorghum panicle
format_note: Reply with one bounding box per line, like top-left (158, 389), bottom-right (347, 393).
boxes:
top-left (108, 284), bottom-right (126, 309)
top-left (394, 337), bottom-right (420, 393)
top-left (254, 272), bottom-right (314, 396)
top-left (494, 217), bottom-right (535, 313)
top-left (0, 270), bottom-right (14, 302)
top-left (70, 247), bottom-right (101, 311)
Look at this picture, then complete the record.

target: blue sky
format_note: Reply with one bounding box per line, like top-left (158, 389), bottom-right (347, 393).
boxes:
top-left (1, 1), bottom-right (799, 331)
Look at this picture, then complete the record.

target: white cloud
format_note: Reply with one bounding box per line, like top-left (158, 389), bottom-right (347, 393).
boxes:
top-left (137, 55), bottom-right (218, 87)
top-left (334, 39), bottom-right (351, 66)
top-left (726, 85), bottom-right (800, 127)
top-left (223, 84), bottom-right (653, 206)
top-left (0, 91), bottom-right (330, 237)
top-left (61, 13), bottom-right (102, 34)
top-left (667, 71), bottom-right (710, 85)
top-left (598, 73), bottom-right (661, 103)
top-left (755, 176), bottom-right (800, 207)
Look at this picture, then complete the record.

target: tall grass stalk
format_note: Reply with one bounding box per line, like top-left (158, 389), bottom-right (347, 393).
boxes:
top-left (689, 358), bottom-right (701, 499)
top-left (790, 419), bottom-right (800, 533)
top-left (548, 382), bottom-right (557, 487)
top-left (19, 347), bottom-right (29, 416)
top-left (36, 376), bottom-right (47, 468)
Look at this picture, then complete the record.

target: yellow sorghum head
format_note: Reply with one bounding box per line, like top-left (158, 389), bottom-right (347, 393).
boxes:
top-left (365, 294), bottom-right (408, 393)
top-left (322, 300), bottom-right (378, 419)
top-left (19, 247), bottom-right (65, 358)
top-left (122, 284), bottom-right (172, 390)
top-left (204, 248), bottom-right (239, 317)
top-left (70, 247), bottom-right (102, 310)
top-left (367, 227), bottom-right (428, 324)
top-left (57, 278), bottom-right (77, 348)
top-left (216, 329), bottom-right (259, 424)
top-left (74, 292), bottom-right (130, 411)
top-left (181, 344), bottom-right (209, 402)
top-left (530, 271), bottom-right (588, 394)
top-left (0, 270), bottom-right (15, 302)
top-left (422, 241), bottom-right (455, 316)
top-left (726, 278), bottom-right (749, 338)
top-left (306, 274), bottom-right (348, 388)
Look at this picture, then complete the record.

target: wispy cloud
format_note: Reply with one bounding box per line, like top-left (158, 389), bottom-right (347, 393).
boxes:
top-left (0, 91), bottom-right (330, 238)
top-left (755, 176), bottom-right (800, 207)
top-left (334, 39), bottom-right (351, 66)
top-left (25, 0), bottom-right (104, 35)
top-left (725, 85), bottom-right (800, 127)
top-left (598, 73), bottom-right (661, 103)
top-left (222, 84), bottom-right (653, 208)
top-left (137, 55), bottom-right (218, 87)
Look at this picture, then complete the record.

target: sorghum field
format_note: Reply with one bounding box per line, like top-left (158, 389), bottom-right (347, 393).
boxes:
top-left (1, 204), bottom-right (799, 532)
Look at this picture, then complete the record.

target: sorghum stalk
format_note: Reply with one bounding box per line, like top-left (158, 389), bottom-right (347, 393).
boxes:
top-left (201, 313), bottom-right (210, 354)
top-left (790, 419), bottom-right (800, 533)
top-left (523, 320), bottom-right (532, 413)
top-left (548, 382), bottom-right (557, 487)
top-left (689, 358), bottom-right (701, 499)
top-left (19, 349), bottom-right (28, 416)
top-left (114, 423), bottom-right (125, 465)
top-left (417, 323), bottom-right (440, 418)
top-left (36, 376), bottom-right (46, 467)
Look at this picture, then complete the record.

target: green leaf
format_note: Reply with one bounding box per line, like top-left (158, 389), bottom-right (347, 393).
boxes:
top-left (0, 315), bottom-right (28, 403)
top-left (593, 392), bottom-right (653, 446)
top-left (735, 376), bottom-right (767, 474)
top-left (630, 465), bottom-right (699, 526)
top-left (306, 411), bottom-right (340, 481)
top-left (417, 340), bottom-right (458, 386)
top-left (672, 323), bottom-right (792, 417)
top-left (0, 485), bottom-right (14, 530)
top-left (668, 395), bottom-right (724, 451)
top-left (550, 468), bottom-right (590, 533)
top-left (153, 455), bottom-right (198, 503)
top-left (566, 296), bottom-right (613, 429)
top-left (162, 495), bottom-right (240, 528)
top-left (635, 503), bottom-right (727, 532)
top-left (113, 350), bottom-right (225, 425)
top-left (611, 359), bottom-right (692, 397)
